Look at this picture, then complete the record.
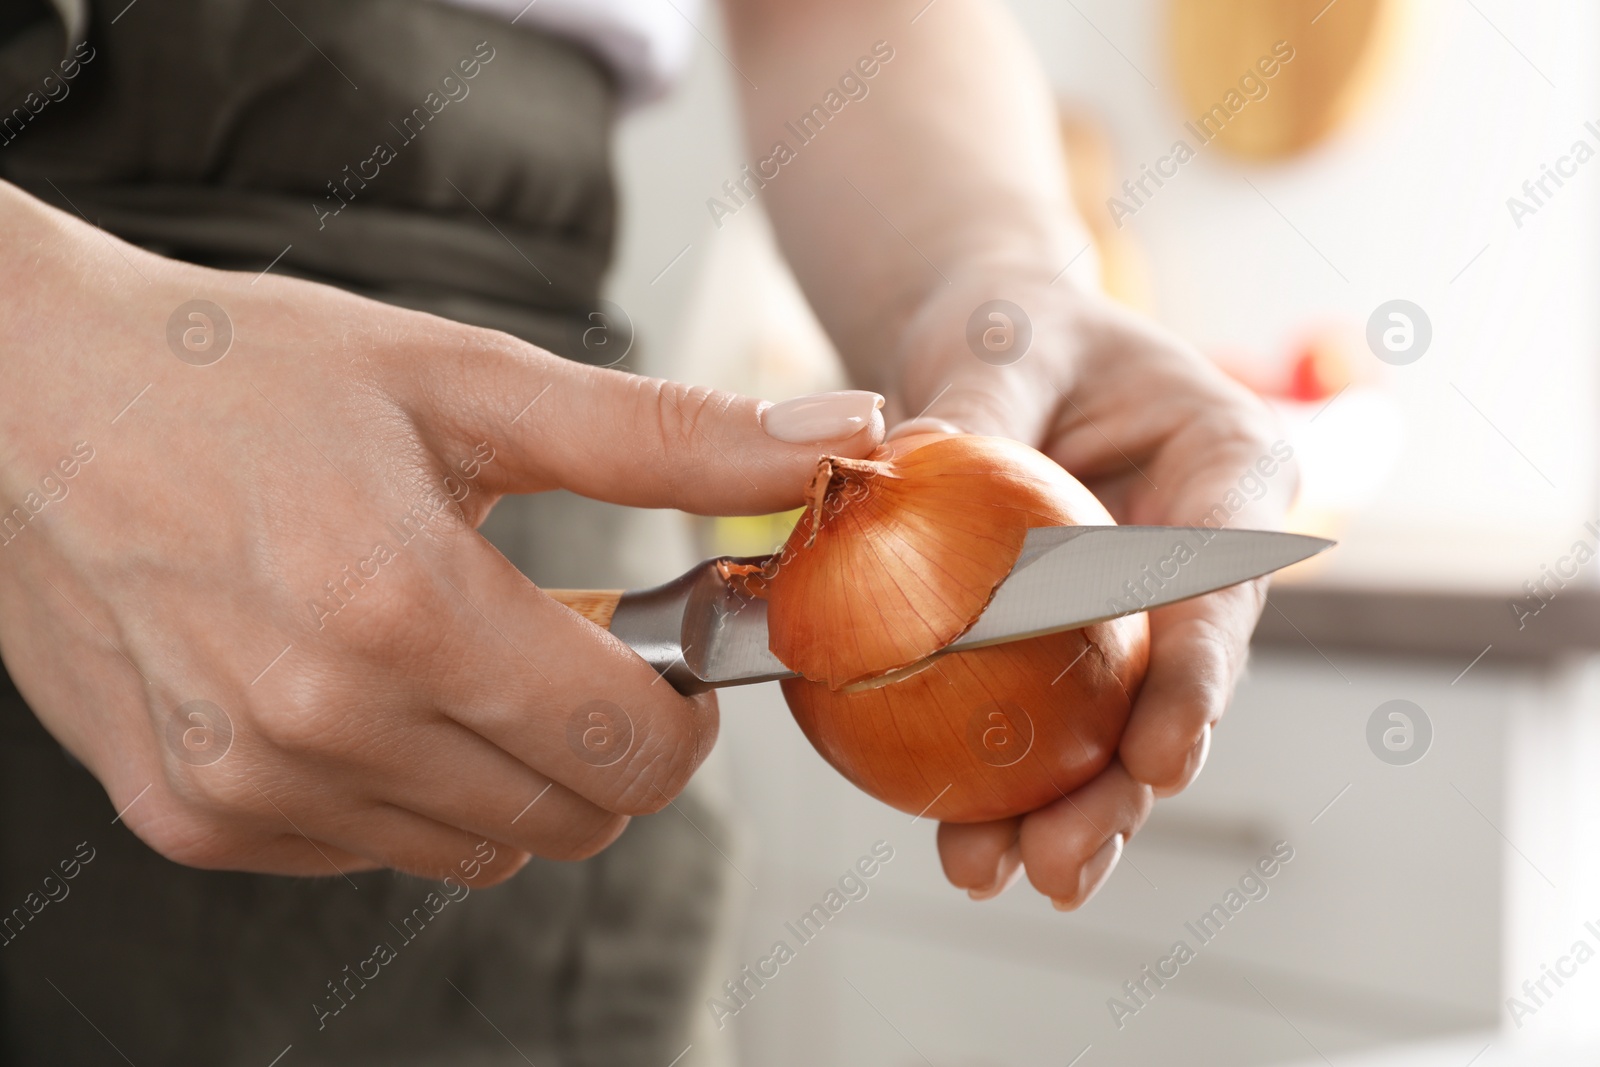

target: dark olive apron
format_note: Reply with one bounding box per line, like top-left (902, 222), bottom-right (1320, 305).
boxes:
top-left (0, 2), bottom-right (727, 1064)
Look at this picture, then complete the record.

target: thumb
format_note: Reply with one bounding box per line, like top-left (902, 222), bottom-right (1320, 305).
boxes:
top-left (883, 284), bottom-right (1066, 445)
top-left (887, 359), bottom-right (1060, 445)
top-left (432, 346), bottom-right (885, 515)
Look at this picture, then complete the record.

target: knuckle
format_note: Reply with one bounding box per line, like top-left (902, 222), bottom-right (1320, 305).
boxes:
top-left (644, 381), bottom-right (729, 490)
top-left (331, 558), bottom-right (448, 646)
top-left (424, 324), bottom-right (535, 399)
top-left (467, 329), bottom-right (548, 410)
top-left (169, 762), bottom-right (260, 814)
top-left (466, 324), bottom-right (528, 361)
top-left (251, 693), bottom-right (342, 752)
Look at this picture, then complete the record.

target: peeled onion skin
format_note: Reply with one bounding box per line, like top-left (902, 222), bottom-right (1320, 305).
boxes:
top-left (767, 433), bottom-right (1153, 823)
top-left (764, 434), bottom-right (1116, 689)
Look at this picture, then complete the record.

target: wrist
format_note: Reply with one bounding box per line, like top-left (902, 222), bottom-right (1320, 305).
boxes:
top-left (891, 258), bottom-right (1104, 379)
top-left (0, 179), bottom-right (68, 266)
top-left (0, 182), bottom-right (144, 492)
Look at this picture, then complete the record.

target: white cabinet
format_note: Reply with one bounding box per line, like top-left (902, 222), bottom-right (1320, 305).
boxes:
top-left (706, 648), bottom-right (1587, 1066)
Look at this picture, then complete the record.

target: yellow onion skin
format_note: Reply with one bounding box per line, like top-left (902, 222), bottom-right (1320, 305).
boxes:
top-left (783, 620), bottom-right (1147, 822)
top-left (769, 434), bottom-right (1151, 823)
top-left (766, 434), bottom-right (1117, 688)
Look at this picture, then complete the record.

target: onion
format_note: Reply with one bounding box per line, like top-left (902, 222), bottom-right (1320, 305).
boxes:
top-left (754, 434), bottom-right (1150, 823)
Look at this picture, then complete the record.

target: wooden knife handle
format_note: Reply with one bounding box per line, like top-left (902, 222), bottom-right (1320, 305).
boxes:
top-left (545, 589), bottom-right (623, 629)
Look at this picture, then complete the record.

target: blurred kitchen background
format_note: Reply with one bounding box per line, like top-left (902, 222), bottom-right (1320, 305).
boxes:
top-left (588, 0), bottom-right (1600, 1063)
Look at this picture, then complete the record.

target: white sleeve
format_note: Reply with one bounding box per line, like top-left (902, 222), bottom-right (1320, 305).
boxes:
top-left (434, 0), bottom-right (699, 106)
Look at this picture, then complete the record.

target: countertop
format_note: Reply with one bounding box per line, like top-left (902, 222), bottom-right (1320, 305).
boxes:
top-left (1255, 583), bottom-right (1600, 664)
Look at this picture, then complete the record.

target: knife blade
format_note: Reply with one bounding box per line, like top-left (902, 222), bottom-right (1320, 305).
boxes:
top-left (544, 526), bottom-right (1332, 693)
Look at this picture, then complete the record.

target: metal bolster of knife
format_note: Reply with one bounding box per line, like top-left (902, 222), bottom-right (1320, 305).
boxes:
top-left (564, 555), bottom-right (784, 695)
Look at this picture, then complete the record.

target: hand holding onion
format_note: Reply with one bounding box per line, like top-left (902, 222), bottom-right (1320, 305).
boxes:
top-left (870, 285), bottom-right (1297, 908)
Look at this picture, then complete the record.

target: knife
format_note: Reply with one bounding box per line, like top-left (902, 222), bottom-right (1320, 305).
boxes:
top-left (545, 526), bottom-right (1332, 694)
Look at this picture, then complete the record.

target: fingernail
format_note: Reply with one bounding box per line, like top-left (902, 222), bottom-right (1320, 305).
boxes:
top-left (761, 390), bottom-right (884, 443)
top-left (1051, 833), bottom-right (1124, 912)
top-left (1154, 726), bottom-right (1212, 799)
top-left (967, 843), bottom-right (1023, 902)
top-left (886, 417), bottom-right (963, 441)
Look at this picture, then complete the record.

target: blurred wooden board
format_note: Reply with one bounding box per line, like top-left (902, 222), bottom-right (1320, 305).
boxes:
top-left (1168, 0), bottom-right (1403, 159)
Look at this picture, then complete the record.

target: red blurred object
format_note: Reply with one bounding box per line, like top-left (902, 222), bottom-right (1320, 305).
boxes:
top-left (1285, 335), bottom-right (1354, 402)
top-left (1212, 330), bottom-right (1357, 402)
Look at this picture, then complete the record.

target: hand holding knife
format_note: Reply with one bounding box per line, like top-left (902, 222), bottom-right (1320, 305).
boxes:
top-left (546, 526), bottom-right (1332, 693)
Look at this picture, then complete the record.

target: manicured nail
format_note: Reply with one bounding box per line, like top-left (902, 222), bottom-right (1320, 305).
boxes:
top-left (1051, 833), bottom-right (1124, 912)
top-left (761, 390), bottom-right (884, 443)
top-left (967, 843), bottom-right (1023, 902)
top-left (1155, 726), bottom-right (1212, 799)
top-left (886, 417), bottom-right (964, 441)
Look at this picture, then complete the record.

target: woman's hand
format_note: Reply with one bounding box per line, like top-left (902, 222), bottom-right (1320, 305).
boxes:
top-left (0, 182), bottom-right (884, 885)
top-left (887, 276), bottom-right (1297, 908)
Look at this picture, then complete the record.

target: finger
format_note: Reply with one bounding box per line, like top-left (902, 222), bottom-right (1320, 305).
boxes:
top-left (1017, 760), bottom-right (1153, 907)
top-left (898, 358), bottom-right (1060, 442)
top-left (266, 799), bottom-right (531, 885)
top-left (131, 796), bottom-right (527, 885)
top-left (979, 843), bottom-right (1026, 901)
top-left (937, 818), bottom-right (1021, 898)
top-left (885, 417), bottom-right (963, 441)
top-left (1157, 722), bottom-right (1211, 800)
top-left (294, 482), bottom-right (719, 822)
top-left (371, 718), bottom-right (631, 862)
top-left (888, 278), bottom-right (1081, 443)
top-left (418, 336), bottom-right (885, 514)
top-left (252, 836), bottom-right (381, 878)
top-left (421, 536), bottom-right (722, 818)
top-left (1117, 577), bottom-right (1265, 794)
top-left (179, 829), bottom-right (382, 879)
